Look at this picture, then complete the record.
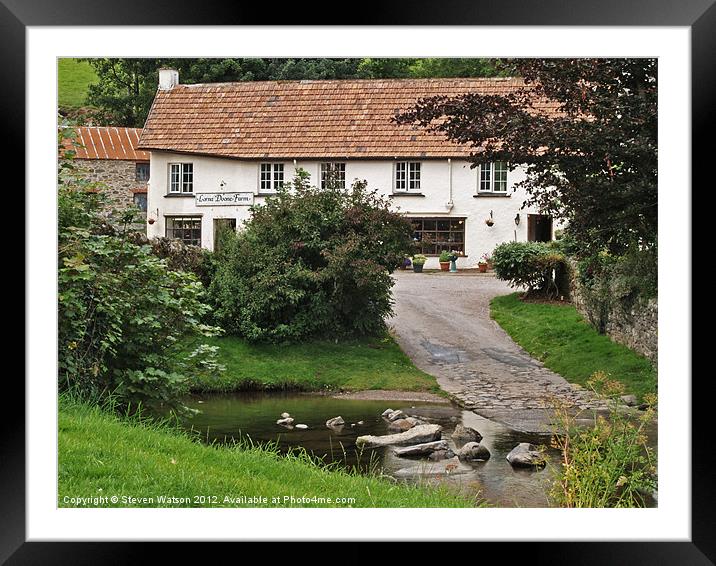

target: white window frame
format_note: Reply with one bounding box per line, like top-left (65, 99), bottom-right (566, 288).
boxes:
top-left (320, 162), bottom-right (346, 189)
top-left (168, 163), bottom-right (194, 194)
top-left (259, 163), bottom-right (285, 193)
top-left (395, 161), bottom-right (421, 192)
top-left (478, 161), bottom-right (508, 193)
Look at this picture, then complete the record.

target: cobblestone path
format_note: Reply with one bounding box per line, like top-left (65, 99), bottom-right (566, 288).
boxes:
top-left (389, 271), bottom-right (612, 433)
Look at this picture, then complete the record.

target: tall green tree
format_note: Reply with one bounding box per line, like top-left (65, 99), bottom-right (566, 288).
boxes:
top-left (395, 58), bottom-right (658, 255)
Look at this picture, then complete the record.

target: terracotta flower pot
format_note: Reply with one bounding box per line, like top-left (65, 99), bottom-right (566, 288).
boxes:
top-left (439, 261), bottom-right (450, 271)
top-left (478, 263), bottom-right (488, 273)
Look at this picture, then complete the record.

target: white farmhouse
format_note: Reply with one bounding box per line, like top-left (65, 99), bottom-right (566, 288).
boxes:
top-left (138, 69), bottom-right (556, 269)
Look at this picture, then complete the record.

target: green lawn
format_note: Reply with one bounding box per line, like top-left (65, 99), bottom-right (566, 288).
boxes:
top-left (185, 334), bottom-right (442, 394)
top-left (490, 293), bottom-right (656, 401)
top-left (58, 396), bottom-right (475, 508)
top-left (58, 58), bottom-right (97, 108)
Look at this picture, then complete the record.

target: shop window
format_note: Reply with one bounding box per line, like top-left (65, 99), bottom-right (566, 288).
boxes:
top-left (165, 216), bottom-right (201, 246)
top-left (410, 217), bottom-right (465, 255)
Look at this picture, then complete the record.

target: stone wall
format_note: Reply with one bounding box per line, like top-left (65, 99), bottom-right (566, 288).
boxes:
top-left (565, 260), bottom-right (658, 366)
top-left (77, 159), bottom-right (147, 216)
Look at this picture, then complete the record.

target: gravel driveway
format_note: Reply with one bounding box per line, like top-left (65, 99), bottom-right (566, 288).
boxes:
top-left (388, 271), bottom-right (609, 433)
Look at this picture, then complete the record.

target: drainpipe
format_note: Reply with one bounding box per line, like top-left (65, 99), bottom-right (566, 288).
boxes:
top-left (446, 158), bottom-right (454, 211)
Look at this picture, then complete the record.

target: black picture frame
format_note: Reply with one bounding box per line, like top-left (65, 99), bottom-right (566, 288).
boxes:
top-left (10, 0), bottom-right (708, 561)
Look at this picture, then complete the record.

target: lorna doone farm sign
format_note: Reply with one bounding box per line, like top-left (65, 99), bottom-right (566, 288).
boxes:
top-left (195, 192), bottom-right (254, 206)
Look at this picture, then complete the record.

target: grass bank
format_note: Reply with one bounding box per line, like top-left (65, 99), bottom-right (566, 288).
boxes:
top-left (185, 334), bottom-right (442, 394)
top-left (490, 293), bottom-right (656, 401)
top-left (58, 58), bottom-right (97, 108)
top-left (58, 396), bottom-right (475, 508)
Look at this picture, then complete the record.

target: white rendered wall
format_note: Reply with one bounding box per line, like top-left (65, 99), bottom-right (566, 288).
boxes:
top-left (147, 152), bottom-right (554, 268)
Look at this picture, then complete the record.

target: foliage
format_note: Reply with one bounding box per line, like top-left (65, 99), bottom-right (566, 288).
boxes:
top-left (75, 57), bottom-right (506, 127)
top-left (208, 170), bottom-right (414, 342)
top-left (396, 58), bottom-right (658, 256)
top-left (411, 254), bottom-right (428, 266)
top-left (491, 241), bottom-right (566, 298)
top-left (576, 245), bottom-right (657, 332)
top-left (58, 125), bottom-right (222, 414)
top-left (550, 372), bottom-right (657, 507)
top-left (490, 294), bottom-right (656, 400)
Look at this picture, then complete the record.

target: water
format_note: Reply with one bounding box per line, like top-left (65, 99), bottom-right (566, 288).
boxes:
top-left (180, 392), bottom-right (564, 507)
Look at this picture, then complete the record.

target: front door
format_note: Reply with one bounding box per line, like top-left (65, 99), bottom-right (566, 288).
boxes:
top-left (527, 214), bottom-right (553, 242)
top-left (213, 218), bottom-right (237, 251)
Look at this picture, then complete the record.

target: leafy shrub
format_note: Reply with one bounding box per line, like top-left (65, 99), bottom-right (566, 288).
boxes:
top-left (58, 124), bottom-right (222, 414)
top-left (208, 169), bottom-right (414, 342)
top-left (550, 372), bottom-right (657, 507)
top-left (491, 241), bottom-right (566, 298)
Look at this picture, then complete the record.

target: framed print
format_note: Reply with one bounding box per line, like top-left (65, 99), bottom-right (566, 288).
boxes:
top-left (10, 0), bottom-right (710, 561)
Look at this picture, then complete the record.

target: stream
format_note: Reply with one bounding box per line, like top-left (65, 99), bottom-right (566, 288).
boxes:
top-left (180, 391), bottom-right (565, 507)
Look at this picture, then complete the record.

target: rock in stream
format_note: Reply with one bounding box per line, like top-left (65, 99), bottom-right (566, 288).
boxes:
top-left (356, 424), bottom-right (443, 448)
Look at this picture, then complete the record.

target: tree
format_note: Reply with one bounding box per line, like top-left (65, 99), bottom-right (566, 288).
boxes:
top-left (208, 169), bottom-right (415, 342)
top-left (395, 59), bottom-right (658, 256)
top-left (58, 123), bottom-right (223, 414)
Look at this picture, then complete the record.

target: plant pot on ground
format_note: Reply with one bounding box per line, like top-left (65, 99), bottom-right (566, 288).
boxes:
top-left (412, 254), bottom-right (427, 273)
top-left (478, 262), bottom-right (488, 273)
top-left (439, 251), bottom-right (453, 271)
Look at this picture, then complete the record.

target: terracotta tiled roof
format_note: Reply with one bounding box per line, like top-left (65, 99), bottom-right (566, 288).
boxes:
top-left (138, 78), bottom-right (555, 159)
top-left (69, 127), bottom-right (150, 161)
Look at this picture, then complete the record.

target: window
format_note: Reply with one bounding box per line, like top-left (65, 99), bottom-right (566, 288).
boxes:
top-left (395, 162), bottom-right (421, 191)
top-left (410, 217), bottom-right (465, 255)
top-left (135, 162), bottom-right (150, 183)
top-left (479, 161), bottom-right (508, 193)
top-left (259, 163), bottom-right (284, 192)
top-left (320, 162), bottom-right (346, 189)
top-left (169, 163), bottom-right (193, 193)
top-left (165, 216), bottom-right (201, 246)
top-left (133, 192), bottom-right (147, 212)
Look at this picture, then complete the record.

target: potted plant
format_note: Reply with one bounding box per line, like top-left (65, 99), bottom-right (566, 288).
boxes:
top-left (412, 254), bottom-right (427, 273)
top-left (439, 250), bottom-right (453, 271)
top-left (399, 256), bottom-right (412, 270)
top-left (478, 252), bottom-right (491, 273)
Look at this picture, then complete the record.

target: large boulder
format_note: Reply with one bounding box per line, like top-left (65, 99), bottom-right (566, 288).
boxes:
top-left (393, 440), bottom-right (450, 458)
top-left (457, 442), bottom-right (491, 461)
top-left (385, 410), bottom-right (407, 422)
top-left (325, 416), bottom-right (345, 428)
top-left (387, 416), bottom-right (425, 432)
top-left (506, 443), bottom-right (546, 468)
top-left (620, 395), bottom-right (638, 407)
top-left (356, 424), bottom-right (443, 448)
top-left (451, 425), bottom-right (483, 443)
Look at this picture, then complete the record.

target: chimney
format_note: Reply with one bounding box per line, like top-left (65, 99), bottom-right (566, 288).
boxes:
top-left (158, 68), bottom-right (179, 90)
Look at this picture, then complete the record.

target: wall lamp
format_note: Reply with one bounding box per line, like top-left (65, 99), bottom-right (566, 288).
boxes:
top-left (514, 213), bottom-right (521, 226)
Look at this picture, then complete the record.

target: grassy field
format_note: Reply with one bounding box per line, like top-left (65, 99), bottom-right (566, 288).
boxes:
top-left (58, 396), bottom-right (475, 508)
top-left (58, 58), bottom-right (97, 108)
top-left (185, 334), bottom-right (442, 394)
top-left (490, 294), bottom-right (656, 401)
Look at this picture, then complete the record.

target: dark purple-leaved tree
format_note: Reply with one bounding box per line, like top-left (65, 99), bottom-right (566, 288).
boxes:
top-left (395, 59), bottom-right (657, 256)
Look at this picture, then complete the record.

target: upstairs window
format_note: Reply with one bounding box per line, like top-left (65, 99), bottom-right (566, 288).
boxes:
top-left (479, 161), bottom-right (508, 193)
top-left (395, 162), bottom-right (421, 192)
top-left (259, 163), bottom-right (284, 192)
top-left (320, 162), bottom-right (346, 189)
top-left (169, 163), bottom-right (193, 193)
top-left (135, 162), bottom-right (150, 183)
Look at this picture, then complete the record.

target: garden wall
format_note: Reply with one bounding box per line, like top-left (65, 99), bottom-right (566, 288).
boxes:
top-left (563, 260), bottom-right (658, 366)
